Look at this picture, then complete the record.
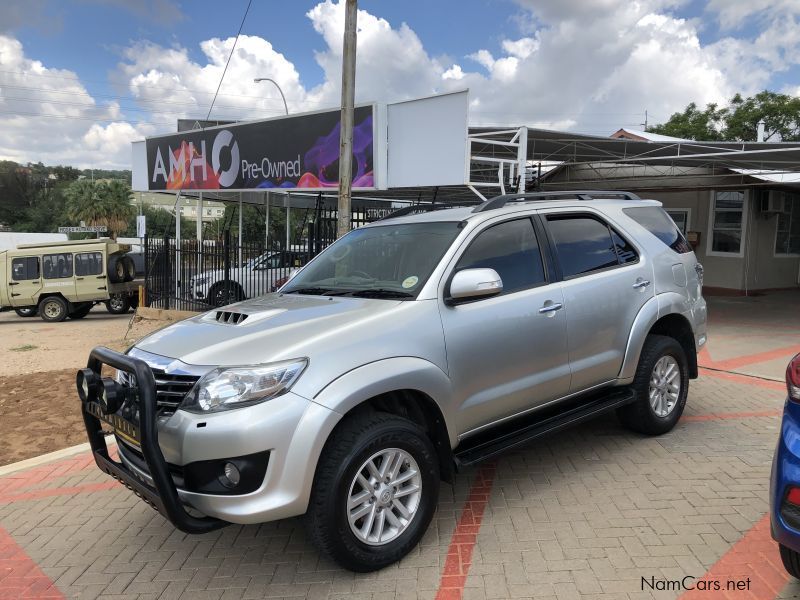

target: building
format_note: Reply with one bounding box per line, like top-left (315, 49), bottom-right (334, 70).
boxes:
top-left (133, 192), bottom-right (226, 223)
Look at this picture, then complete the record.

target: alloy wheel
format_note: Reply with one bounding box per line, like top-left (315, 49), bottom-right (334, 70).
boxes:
top-left (347, 448), bottom-right (422, 546)
top-left (649, 355), bottom-right (681, 417)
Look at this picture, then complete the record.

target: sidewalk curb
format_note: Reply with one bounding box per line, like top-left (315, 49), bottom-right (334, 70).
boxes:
top-left (0, 438), bottom-right (116, 477)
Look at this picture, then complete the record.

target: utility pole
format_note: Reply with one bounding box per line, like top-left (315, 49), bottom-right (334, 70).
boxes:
top-left (337, 0), bottom-right (357, 239)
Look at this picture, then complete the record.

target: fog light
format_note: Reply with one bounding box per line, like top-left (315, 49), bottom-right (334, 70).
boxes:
top-left (76, 368), bottom-right (99, 403)
top-left (98, 378), bottom-right (122, 414)
top-left (787, 487), bottom-right (800, 506)
top-left (222, 462), bottom-right (240, 487)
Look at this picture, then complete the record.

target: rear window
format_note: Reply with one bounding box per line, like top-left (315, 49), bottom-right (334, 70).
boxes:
top-left (623, 207), bottom-right (692, 254)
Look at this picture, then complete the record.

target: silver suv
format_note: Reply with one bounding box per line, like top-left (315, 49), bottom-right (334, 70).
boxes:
top-left (77, 191), bottom-right (707, 572)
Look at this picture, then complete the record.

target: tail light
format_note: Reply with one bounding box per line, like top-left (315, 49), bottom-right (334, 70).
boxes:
top-left (788, 353), bottom-right (800, 402)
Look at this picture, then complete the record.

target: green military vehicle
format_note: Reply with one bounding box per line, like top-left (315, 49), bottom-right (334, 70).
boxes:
top-left (0, 238), bottom-right (140, 322)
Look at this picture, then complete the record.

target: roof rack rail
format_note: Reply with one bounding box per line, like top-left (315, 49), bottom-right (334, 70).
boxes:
top-left (471, 190), bottom-right (641, 213)
top-left (378, 202), bottom-right (477, 221)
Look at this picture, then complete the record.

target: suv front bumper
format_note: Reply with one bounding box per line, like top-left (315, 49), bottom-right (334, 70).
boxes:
top-left (80, 346), bottom-right (341, 531)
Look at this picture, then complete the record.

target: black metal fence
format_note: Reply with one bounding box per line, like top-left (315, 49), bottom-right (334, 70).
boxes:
top-left (143, 199), bottom-right (384, 311)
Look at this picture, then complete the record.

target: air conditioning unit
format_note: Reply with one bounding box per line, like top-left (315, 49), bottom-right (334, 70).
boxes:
top-left (762, 190), bottom-right (789, 213)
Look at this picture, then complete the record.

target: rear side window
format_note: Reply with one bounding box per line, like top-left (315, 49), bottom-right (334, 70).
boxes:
top-left (75, 252), bottom-right (103, 276)
top-left (547, 215), bottom-right (625, 278)
top-left (623, 207), bottom-right (692, 253)
top-left (456, 218), bottom-right (545, 294)
top-left (11, 257), bottom-right (39, 281)
top-left (43, 253), bottom-right (73, 279)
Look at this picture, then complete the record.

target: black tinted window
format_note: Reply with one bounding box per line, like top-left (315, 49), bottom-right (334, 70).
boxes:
top-left (611, 230), bottom-right (638, 264)
top-left (75, 252), bottom-right (103, 276)
top-left (43, 253), bottom-right (73, 279)
top-left (547, 216), bottom-right (619, 278)
top-left (456, 219), bottom-right (545, 294)
top-left (11, 257), bottom-right (39, 280)
top-left (624, 207), bottom-right (692, 253)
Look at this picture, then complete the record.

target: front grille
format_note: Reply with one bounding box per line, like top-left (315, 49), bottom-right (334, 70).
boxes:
top-left (118, 369), bottom-right (199, 417)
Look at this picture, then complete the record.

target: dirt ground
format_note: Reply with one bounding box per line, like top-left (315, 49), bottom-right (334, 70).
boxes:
top-left (0, 307), bottom-right (174, 466)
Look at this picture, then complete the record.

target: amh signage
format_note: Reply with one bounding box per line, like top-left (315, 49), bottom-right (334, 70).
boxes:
top-left (146, 106), bottom-right (374, 191)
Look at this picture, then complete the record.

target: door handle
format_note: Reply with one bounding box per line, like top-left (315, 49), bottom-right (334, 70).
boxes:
top-left (97, 275), bottom-right (106, 279)
top-left (632, 279), bottom-right (651, 289)
top-left (8, 281), bottom-right (19, 286)
top-left (11, 293), bottom-right (20, 297)
top-left (98, 286), bottom-right (107, 290)
top-left (539, 302), bottom-right (563, 314)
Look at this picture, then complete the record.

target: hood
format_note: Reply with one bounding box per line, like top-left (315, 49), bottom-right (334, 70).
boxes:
top-left (134, 292), bottom-right (406, 366)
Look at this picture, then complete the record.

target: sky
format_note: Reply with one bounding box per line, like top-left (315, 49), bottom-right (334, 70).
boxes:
top-left (0, 0), bottom-right (799, 169)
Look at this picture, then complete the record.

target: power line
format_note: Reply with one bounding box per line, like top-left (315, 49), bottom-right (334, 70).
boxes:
top-left (206, 0), bottom-right (253, 121)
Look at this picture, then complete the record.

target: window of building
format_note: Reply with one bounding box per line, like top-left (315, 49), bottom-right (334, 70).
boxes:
top-left (11, 257), bottom-right (39, 280)
top-left (75, 252), bottom-right (103, 276)
top-left (546, 215), bottom-right (628, 278)
top-left (776, 194), bottom-right (800, 256)
top-left (456, 218), bottom-right (545, 294)
top-left (708, 191), bottom-right (747, 255)
top-left (43, 253), bottom-right (73, 279)
top-left (666, 209), bottom-right (689, 234)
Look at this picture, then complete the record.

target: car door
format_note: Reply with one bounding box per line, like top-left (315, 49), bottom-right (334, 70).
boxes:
top-left (74, 252), bottom-right (105, 301)
top-left (541, 210), bottom-right (654, 393)
top-left (8, 256), bottom-right (42, 306)
top-left (438, 217), bottom-right (572, 435)
top-left (42, 252), bottom-right (77, 299)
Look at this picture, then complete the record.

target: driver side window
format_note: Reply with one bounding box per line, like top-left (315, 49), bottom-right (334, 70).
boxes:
top-left (456, 218), bottom-right (546, 295)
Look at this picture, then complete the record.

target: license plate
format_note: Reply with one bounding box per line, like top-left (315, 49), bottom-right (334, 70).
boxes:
top-left (85, 402), bottom-right (141, 446)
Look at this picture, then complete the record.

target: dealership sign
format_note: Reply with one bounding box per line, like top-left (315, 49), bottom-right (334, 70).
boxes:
top-left (146, 106), bottom-right (374, 191)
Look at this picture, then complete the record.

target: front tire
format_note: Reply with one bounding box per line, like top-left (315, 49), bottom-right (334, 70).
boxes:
top-left (209, 281), bottom-right (244, 307)
top-left (39, 296), bottom-right (68, 322)
top-left (618, 334), bottom-right (689, 435)
top-left (306, 413), bottom-right (439, 572)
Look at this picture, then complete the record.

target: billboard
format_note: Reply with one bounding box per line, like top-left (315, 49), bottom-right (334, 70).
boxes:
top-left (146, 106), bottom-right (374, 191)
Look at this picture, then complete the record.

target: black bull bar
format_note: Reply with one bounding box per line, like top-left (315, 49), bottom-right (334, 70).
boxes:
top-left (80, 346), bottom-right (226, 534)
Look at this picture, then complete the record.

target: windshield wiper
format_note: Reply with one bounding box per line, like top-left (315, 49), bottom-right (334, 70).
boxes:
top-left (284, 287), bottom-right (350, 296)
top-left (349, 289), bottom-right (414, 299)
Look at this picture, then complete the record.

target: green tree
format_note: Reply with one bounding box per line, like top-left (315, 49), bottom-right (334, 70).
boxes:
top-left (64, 179), bottom-right (134, 239)
top-left (648, 90), bottom-right (800, 142)
top-left (724, 91), bottom-right (800, 142)
top-left (647, 102), bottom-right (727, 140)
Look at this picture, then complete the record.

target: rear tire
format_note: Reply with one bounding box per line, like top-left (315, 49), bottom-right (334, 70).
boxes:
top-left (68, 303), bottom-right (92, 319)
top-left (39, 296), bottom-right (68, 322)
top-left (108, 256), bottom-right (126, 283)
top-left (121, 256), bottom-right (136, 282)
top-left (780, 544), bottom-right (800, 579)
top-left (306, 413), bottom-right (439, 572)
top-left (105, 294), bottom-right (131, 314)
top-left (14, 307), bottom-right (37, 318)
top-left (617, 334), bottom-right (688, 435)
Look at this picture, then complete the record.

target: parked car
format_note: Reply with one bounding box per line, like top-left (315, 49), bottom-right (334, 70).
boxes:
top-left (77, 191), bottom-right (706, 571)
top-left (0, 238), bottom-right (140, 321)
top-left (190, 250), bottom-right (308, 306)
top-left (770, 352), bottom-right (800, 577)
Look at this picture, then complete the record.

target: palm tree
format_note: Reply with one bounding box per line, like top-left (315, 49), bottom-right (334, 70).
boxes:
top-left (64, 179), bottom-right (134, 239)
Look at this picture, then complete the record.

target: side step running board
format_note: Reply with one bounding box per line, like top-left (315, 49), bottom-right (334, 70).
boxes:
top-left (453, 388), bottom-right (636, 468)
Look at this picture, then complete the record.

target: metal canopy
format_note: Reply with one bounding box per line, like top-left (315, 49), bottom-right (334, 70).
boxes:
top-left (469, 126), bottom-right (800, 172)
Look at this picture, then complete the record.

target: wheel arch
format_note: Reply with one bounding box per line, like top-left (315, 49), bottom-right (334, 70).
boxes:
top-left (619, 295), bottom-right (698, 381)
top-left (312, 357), bottom-right (456, 482)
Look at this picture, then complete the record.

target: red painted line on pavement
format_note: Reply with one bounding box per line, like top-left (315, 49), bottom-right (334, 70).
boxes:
top-left (0, 526), bottom-right (64, 599)
top-left (679, 514), bottom-right (788, 600)
top-left (713, 345), bottom-right (800, 372)
top-left (0, 481), bottom-right (119, 505)
top-left (435, 462), bottom-right (497, 600)
top-left (699, 367), bottom-right (786, 392)
top-left (683, 410), bottom-right (782, 422)
top-left (0, 455), bottom-right (96, 497)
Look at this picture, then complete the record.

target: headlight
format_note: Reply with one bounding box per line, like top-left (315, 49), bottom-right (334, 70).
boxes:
top-left (179, 359), bottom-right (307, 413)
top-left (194, 276), bottom-right (209, 286)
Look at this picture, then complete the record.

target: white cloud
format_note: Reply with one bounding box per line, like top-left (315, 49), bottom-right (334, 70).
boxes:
top-left (0, 35), bottom-right (150, 169)
top-left (2, 0), bottom-right (800, 169)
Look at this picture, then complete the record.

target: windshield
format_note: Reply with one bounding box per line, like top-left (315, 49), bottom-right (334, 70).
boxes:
top-left (282, 222), bottom-right (461, 299)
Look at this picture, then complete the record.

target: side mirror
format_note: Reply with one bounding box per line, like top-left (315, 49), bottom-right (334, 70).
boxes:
top-left (447, 268), bottom-right (503, 303)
